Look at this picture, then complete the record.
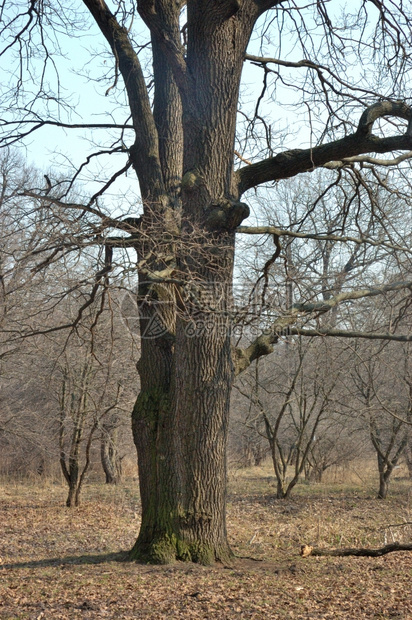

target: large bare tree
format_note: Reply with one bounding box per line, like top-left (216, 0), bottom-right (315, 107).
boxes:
top-left (2, 1), bottom-right (412, 563)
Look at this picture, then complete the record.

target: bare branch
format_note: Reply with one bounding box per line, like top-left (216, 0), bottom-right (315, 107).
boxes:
top-left (0, 120), bottom-right (134, 148)
top-left (301, 542), bottom-right (412, 558)
top-left (20, 192), bottom-right (140, 236)
top-left (82, 0), bottom-right (164, 199)
top-left (289, 327), bottom-right (412, 343)
top-left (236, 102), bottom-right (412, 196)
top-left (245, 53), bottom-right (382, 101)
top-left (234, 150), bottom-right (252, 165)
top-left (234, 279), bottom-right (412, 374)
top-left (236, 225), bottom-right (412, 257)
top-left (324, 151), bottom-right (412, 169)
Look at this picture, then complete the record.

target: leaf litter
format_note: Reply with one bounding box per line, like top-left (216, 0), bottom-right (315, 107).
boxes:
top-left (0, 475), bottom-right (411, 619)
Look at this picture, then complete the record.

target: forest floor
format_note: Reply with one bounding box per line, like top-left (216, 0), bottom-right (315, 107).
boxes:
top-left (0, 464), bottom-right (412, 619)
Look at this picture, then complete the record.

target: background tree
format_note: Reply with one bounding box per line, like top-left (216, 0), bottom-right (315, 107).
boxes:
top-left (100, 414), bottom-right (124, 485)
top-left (348, 341), bottom-right (411, 499)
top-left (238, 337), bottom-right (342, 498)
top-left (303, 416), bottom-right (357, 484)
top-left (0, 150), bottom-right (56, 474)
top-left (2, 1), bottom-right (412, 563)
top-left (0, 163), bottom-right (138, 485)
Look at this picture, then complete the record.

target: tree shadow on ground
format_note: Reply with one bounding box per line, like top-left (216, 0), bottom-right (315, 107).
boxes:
top-left (1, 553), bottom-right (301, 575)
top-left (1, 550), bottom-right (129, 570)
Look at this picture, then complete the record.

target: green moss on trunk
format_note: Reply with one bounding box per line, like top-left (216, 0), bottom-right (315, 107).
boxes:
top-left (129, 530), bottom-right (233, 565)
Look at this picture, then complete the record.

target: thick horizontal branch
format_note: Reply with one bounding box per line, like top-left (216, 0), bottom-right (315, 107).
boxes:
top-left (289, 327), bottom-right (412, 342)
top-left (293, 279), bottom-right (412, 314)
top-left (300, 542), bottom-right (412, 558)
top-left (234, 278), bottom-right (412, 374)
top-left (236, 135), bottom-right (412, 195)
top-left (235, 101), bottom-right (412, 195)
top-left (254, 0), bottom-right (287, 14)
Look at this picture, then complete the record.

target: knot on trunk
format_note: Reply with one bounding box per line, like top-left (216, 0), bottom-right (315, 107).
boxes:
top-left (181, 170), bottom-right (204, 192)
top-left (206, 198), bottom-right (250, 230)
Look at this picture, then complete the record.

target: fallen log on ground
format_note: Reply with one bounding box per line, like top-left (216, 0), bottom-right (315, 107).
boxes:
top-left (300, 542), bottom-right (412, 558)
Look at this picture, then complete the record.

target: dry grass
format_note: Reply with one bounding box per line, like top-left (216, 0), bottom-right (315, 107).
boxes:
top-left (1, 462), bottom-right (412, 619)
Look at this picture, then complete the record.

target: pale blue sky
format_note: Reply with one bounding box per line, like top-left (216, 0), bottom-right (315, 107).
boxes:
top-left (1, 1), bottom-right (406, 218)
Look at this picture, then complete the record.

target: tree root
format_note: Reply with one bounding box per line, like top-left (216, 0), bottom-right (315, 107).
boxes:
top-left (300, 542), bottom-right (412, 558)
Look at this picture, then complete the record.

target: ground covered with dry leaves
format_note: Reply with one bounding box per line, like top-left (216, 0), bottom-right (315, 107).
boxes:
top-left (1, 466), bottom-right (411, 619)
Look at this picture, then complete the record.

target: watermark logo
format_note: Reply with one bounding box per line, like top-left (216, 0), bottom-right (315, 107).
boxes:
top-left (119, 281), bottom-right (283, 339)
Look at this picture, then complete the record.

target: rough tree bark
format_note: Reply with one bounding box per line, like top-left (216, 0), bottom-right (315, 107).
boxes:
top-left (80, 0), bottom-right (412, 563)
top-left (4, 0), bottom-right (412, 563)
top-left (129, 0), bottom-right (257, 565)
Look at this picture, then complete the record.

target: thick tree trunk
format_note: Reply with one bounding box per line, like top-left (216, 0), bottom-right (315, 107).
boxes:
top-left (127, 2), bottom-right (257, 564)
top-left (306, 465), bottom-right (326, 483)
top-left (170, 302), bottom-right (234, 564)
top-left (270, 441), bottom-right (291, 499)
top-left (66, 487), bottom-right (78, 508)
top-left (130, 289), bottom-right (176, 562)
top-left (131, 244), bottom-right (235, 564)
top-left (131, 376), bottom-right (233, 565)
